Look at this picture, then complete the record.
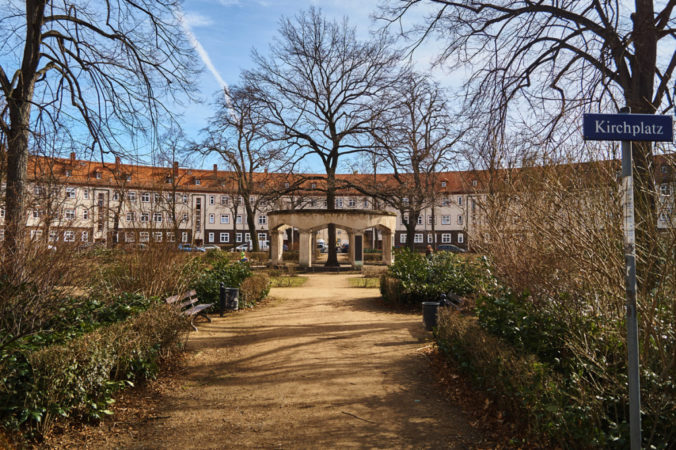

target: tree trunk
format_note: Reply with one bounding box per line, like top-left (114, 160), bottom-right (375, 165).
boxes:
top-left (325, 170), bottom-right (339, 267)
top-left (4, 1), bottom-right (47, 260)
top-left (245, 201), bottom-right (259, 252)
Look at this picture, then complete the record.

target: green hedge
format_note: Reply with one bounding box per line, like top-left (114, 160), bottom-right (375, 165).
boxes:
top-left (439, 289), bottom-right (676, 448)
top-left (436, 309), bottom-right (604, 446)
top-left (1, 303), bottom-right (188, 435)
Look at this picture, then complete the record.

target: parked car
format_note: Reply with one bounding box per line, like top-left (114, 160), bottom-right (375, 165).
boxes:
top-left (178, 244), bottom-right (206, 252)
top-left (437, 244), bottom-right (466, 253)
top-left (202, 244), bottom-right (221, 251)
top-left (231, 243), bottom-right (252, 252)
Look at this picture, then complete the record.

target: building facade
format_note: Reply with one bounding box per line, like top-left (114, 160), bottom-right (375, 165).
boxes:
top-left (3, 153), bottom-right (673, 251)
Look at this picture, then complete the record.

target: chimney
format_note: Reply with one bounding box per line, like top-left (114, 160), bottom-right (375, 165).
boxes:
top-left (173, 161), bottom-right (179, 177)
top-left (213, 164), bottom-right (218, 175)
top-left (70, 152), bottom-right (76, 165)
top-left (115, 156), bottom-right (121, 172)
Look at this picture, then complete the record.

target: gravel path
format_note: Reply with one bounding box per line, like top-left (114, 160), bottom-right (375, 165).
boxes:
top-left (49, 273), bottom-right (484, 449)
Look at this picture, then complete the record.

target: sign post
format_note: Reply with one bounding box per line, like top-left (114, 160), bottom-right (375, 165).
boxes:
top-left (583, 110), bottom-right (673, 450)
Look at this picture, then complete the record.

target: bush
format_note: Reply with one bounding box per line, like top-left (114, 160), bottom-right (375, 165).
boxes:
top-left (0, 303), bottom-right (189, 436)
top-left (381, 249), bottom-right (493, 306)
top-left (193, 256), bottom-right (252, 305)
top-left (93, 246), bottom-right (199, 298)
top-left (239, 273), bottom-right (271, 307)
top-left (436, 308), bottom-right (606, 446)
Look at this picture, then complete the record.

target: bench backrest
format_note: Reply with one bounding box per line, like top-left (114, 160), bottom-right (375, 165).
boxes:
top-left (165, 289), bottom-right (197, 306)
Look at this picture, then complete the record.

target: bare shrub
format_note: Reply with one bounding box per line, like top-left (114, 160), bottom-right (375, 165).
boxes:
top-left (93, 245), bottom-right (199, 298)
top-left (239, 273), bottom-right (271, 307)
top-left (0, 242), bottom-right (89, 353)
top-left (467, 151), bottom-right (676, 446)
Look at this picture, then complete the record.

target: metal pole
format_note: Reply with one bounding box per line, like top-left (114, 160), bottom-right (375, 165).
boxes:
top-left (619, 107), bottom-right (641, 450)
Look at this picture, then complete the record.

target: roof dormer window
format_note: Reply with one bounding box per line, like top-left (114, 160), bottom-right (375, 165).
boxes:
top-left (441, 181), bottom-right (447, 187)
top-left (95, 170), bottom-right (102, 179)
top-left (65, 169), bottom-right (72, 177)
top-left (126, 175), bottom-right (132, 182)
top-left (194, 178), bottom-right (201, 185)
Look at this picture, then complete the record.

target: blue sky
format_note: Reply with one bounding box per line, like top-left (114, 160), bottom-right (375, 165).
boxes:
top-left (175, 0), bottom-right (452, 171)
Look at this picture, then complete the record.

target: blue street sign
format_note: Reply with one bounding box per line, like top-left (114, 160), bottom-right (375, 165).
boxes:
top-left (583, 113), bottom-right (673, 141)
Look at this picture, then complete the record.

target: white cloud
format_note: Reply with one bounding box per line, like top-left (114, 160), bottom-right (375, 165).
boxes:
top-left (182, 12), bottom-right (214, 28)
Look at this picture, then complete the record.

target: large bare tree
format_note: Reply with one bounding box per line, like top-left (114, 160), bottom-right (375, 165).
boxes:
top-left (0, 0), bottom-right (197, 257)
top-left (358, 70), bottom-right (462, 250)
top-left (246, 7), bottom-right (400, 266)
top-left (203, 85), bottom-right (299, 252)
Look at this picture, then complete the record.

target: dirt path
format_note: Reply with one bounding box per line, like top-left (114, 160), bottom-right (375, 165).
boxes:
top-left (51, 273), bottom-right (486, 448)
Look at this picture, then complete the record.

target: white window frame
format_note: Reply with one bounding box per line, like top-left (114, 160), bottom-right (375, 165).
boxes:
top-left (458, 196), bottom-right (463, 206)
top-left (441, 215), bottom-right (451, 225)
top-left (245, 233), bottom-right (251, 243)
top-left (181, 232), bottom-right (188, 243)
top-left (236, 215), bottom-right (242, 224)
top-left (220, 214), bottom-right (230, 224)
top-left (154, 212), bottom-right (163, 223)
top-left (64, 209), bottom-right (75, 220)
top-left (441, 233), bottom-right (452, 243)
top-left (220, 232), bottom-right (229, 243)
top-left (458, 215), bottom-right (464, 225)
top-left (139, 231), bottom-right (150, 242)
top-left (82, 208), bottom-right (89, 220)
top-left (209, 195), bottom-right (215, 205)
top-left (414, 233), bottom-right (423, 243)
top-left (140, 213), bottom-right (149, 223)
top-left (208, 232), bottom-right (214, 243)
top-left (427, 215), bottom-right (434, 225)
top-left (81, 231), bottom-right (89, 242)
top-left (153, 232), bottom-right (163, 242)
top-left (167, 232), bottom-right (175, 242)
top-left (400, 234), bottom-right (406, 244)
top-left (417, 215), bottom-right (423, 225)
top-left (66, 187), bottom-right (76, 199)
top-left (258, 215), bottom-right (267, 225)
top-left (209, 213), bottom-right (215, 224)
top-left (128, 191), bottom-right (137, 201)
top-left (457, 233), bottom-right (464, 244)
top-left (63, 231), bottom-right (75, 242)
top-left (126, 212), bottom-right (135, 222)
top-left (141, 192), bottom-right (151, 202)
top-left (221, 195), bottom-right (228, 205)
top-left (126, 232), bottom-right (135, 243)
top-left (236, 232), bottom-right (242, 243)
top-left (427, 233), bottom-right (434, 243)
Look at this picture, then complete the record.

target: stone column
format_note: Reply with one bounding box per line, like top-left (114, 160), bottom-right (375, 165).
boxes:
top-left (298, 230), bottom-right (313, 268)
top-left (382, 230), bottom-right (394, 265)
top-left (270, 230), bottom-right (284, 266)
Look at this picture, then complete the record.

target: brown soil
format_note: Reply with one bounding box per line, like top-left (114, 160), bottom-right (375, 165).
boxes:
top-left (43, 273), bottom-right (495, 449)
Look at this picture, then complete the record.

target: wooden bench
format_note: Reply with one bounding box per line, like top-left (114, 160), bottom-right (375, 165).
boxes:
top-left (165, 290), bottom-right (212, 331)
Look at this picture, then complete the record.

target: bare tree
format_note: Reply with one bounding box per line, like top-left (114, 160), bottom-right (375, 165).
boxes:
top-left (380, 0), bottom-right (676, 283)
top-left (0, 1), bottom-right (197, 256)
top-left (246, 7), bottom-right (400, 266)
top-left (358, 71), bottom-right (462, 250)
top-left (204, 85), bottom-right (298, 252)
